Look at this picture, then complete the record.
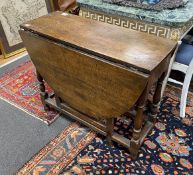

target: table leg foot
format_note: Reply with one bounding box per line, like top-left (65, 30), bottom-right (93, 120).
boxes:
top-left (36, 70), bottom-right (49, 111)
top-left (129, 138), bottom-right (140, 160)
top-left (44, 104), bottom-right (50, 111)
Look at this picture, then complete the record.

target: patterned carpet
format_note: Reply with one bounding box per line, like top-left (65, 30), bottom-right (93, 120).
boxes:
top-left (1, 59), bottom-right (192, 174)
top-left (0, 61), bottom-right (58, 124)
top-left (14, 59), bottom-right (193, 174)
top-left (58, 90), bottom-right (193, 175)
top-left (16, 123), bottom-right (95, 175)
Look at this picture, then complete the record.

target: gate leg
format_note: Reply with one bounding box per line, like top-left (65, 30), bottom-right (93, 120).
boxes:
top-left (129, 86), bottom-right (148, 159)
top-left (150, 72), bottom-right (166, 123)
top-left (36, 70), bottom-right (49, 110)
top-left (106, 118), bottom-right (114, 146)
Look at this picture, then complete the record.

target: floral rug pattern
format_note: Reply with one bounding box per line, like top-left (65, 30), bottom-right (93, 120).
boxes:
top-left (59, 94), bottom-right (193, 175)
top-left (16, 123), bottom-right (95, 175)
top-left (0, 61), bottom-right (58, 124)
top-left (17, 86), bottom-right (193, 174)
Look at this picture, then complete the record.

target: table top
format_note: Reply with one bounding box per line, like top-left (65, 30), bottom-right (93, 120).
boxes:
top-left (77, 0), bottom-right (193, 27)
top-left (21, 12), bottom-right (176, 73)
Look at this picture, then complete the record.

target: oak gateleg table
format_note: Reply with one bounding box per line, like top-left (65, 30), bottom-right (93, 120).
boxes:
top-left (19, 12), bottom-right (176, 159)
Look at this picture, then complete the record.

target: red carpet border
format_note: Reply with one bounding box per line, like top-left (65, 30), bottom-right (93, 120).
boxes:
top-left (16, 123), bottom-right (95, 175)
top-left (0, 61), bottom-right (58, 124)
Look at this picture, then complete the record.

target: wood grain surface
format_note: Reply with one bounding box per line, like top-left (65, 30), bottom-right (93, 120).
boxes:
top-left (20, 30), bottom-right (148, 119)
top-left (19, 13), bottom-right (177, 158)
top-left (20, 12), bottom-right (176, 74)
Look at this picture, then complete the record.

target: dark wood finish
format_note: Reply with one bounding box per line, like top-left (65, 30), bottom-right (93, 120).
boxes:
top-left (20, 12), bottom-right (175, 73)
top-left (129, 85), bottom-right (148, 159)
top-left (19, 30), bottom-right (148, 119)
top-left (106, 118), bottom-right (114, 146)
top-left (44, 94), bottom-right (153, 151)
top-left (36, 71), bottom-right (49, 110)
top-left (149, 72), bottom-right (166, 123)
top-left (19, 12), bottom-right (177, 159)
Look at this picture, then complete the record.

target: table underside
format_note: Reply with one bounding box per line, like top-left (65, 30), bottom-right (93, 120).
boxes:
top-left (44, 92), bottom-right (154, 159)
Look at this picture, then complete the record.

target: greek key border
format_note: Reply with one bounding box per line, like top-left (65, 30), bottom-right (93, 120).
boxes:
top-left (79, 8), bottom-right (189, 41)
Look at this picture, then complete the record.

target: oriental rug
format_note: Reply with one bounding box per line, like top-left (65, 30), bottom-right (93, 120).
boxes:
top-left (0, 60), bottom-right (59, 124)
top-left (0, 97), bottom-right (72, 175)
top-left (16, 122), bottom-right (95, 175)
top-left (17, 85), bottom-right (193, 175)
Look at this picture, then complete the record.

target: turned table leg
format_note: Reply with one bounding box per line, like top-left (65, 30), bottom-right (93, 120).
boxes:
top-left (150, 72), bottom-right (166, 123)
top-left (36, 70), bottom-right (49, 110)
top-left (129, 86), bottom-right (148, 159)
top-left (55, 94), bottom-right (62, 108)
top-left (106, 118), bottom-right (114, 146)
